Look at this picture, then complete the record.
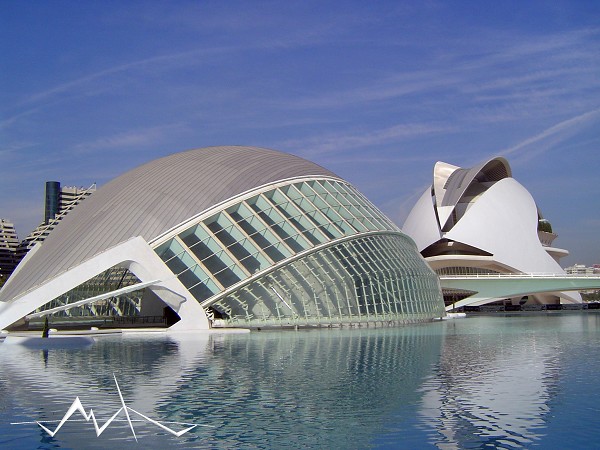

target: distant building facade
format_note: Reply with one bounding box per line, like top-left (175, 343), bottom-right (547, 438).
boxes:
top-left (0, 219), bottom-right (19, 280)
top-left (17, 182), bottom-right (96, 261)
top-left (565, 264), bottom-right (600, 275)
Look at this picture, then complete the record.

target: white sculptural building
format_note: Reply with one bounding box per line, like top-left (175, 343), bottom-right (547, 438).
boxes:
top-left (0, 146), bottom-right (444, 331)
top-left (402, 156), bottom-right (581, 307)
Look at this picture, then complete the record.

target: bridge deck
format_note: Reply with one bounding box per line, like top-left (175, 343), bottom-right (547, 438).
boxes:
top-left (439, 274), bottom-right (600, 311)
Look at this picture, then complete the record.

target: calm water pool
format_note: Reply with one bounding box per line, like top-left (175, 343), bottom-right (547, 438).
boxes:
top-left (1, 313), bottom-right (600, 449)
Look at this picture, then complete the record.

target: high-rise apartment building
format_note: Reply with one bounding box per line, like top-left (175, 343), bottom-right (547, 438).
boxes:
top-left (0, 219), bottom-right (19, 280)
top-left (16, 182), bottom-right (96, 261)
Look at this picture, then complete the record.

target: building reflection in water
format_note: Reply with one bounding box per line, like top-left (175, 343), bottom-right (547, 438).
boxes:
top-left (0, 327), bottom-right (441, 448)
top-left (417, 318), bottom-right (561, 448)
top-left (0, 316), bottom-right (574, 448)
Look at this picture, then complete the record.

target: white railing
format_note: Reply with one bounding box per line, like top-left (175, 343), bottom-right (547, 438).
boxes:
top-left (439, 272), bottom-right (600, 279)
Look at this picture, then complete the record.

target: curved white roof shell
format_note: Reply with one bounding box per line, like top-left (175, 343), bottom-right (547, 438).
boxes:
top-left (433, 157), bottom-right (512, 229)
top-left (403, 156), bottom-right (581, 306)
top-left (438, 157), bottom-right (511, 207)
top-left (0, 146), bottom-right (337, 304)
top-left (445, 178), bottom-right (562, 274)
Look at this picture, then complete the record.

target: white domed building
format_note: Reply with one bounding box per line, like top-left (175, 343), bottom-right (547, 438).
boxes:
top-left (0, 146), bottom-right (444, 331)
top-left (402, 157), bottom-right (581, 307)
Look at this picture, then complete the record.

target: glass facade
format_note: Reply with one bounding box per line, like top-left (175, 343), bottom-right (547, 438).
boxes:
top-left (155, 178), bottom-right (444, 327)
top-left (38, 267), bottom-right (143, 318)
top-left (44, 181), bottom-right (61, 224)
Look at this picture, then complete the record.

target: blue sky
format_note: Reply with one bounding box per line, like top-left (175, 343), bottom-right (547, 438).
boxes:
top-left (1, 1), bottom-right (599, 266)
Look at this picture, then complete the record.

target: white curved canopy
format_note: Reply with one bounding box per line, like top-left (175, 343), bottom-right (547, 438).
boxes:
top-left (402, 155), bottom-right (581, 305)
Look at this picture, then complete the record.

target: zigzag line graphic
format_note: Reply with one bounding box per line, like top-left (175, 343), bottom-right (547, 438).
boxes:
top-left (12, 374), bottom-right (208, 440)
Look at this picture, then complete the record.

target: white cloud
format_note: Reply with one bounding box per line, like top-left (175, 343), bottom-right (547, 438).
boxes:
top-left (72, 123), bottom-right (190, 154)
top-left (499, 109), bottom-right (600, 163)
top-left (0, 141), bottom-right (37, 158)
top-left (283, 27), bottom-right (600, 131)
top-left (280, 122), bottom-right (454, 158)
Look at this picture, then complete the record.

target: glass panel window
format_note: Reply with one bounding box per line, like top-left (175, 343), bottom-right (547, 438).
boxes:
top-left (250, 196), bottom-right (309, 253)
top-left (156, 238), bottom-right (186, 263)
top-left (269, 188), bottom-right (329, 244)
top-left (212, 212), bottom-right (270, 274)
top-left (299, 183), bottom-right (353, 235)
top-left (320, 181), bottom-right (368, 232)
top-left (287, 184), bottom-right (341, 239)
top-left (229, 203), bottom-right (290, 262)
top-left (207, 218), bottom-right (259, 273)
top-left (176, 224), bottom-right (244, 289)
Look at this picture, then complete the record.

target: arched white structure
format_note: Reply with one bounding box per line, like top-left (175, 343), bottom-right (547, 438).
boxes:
top-left (0, 237), bottom-right (209, 331)
top-left (403, 157), bottom-right (581, 307)
top-left (0, 146), bottom-right (444, 331)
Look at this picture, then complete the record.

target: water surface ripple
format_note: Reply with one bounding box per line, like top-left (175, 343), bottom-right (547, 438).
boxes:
top-left (1, 313), bottom-right (600, 449)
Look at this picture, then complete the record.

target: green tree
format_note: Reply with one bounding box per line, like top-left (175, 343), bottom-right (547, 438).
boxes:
top-left (41, 316), bottom-right (49, 338)
top-left (538, 219), bottom-right (553, 233)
